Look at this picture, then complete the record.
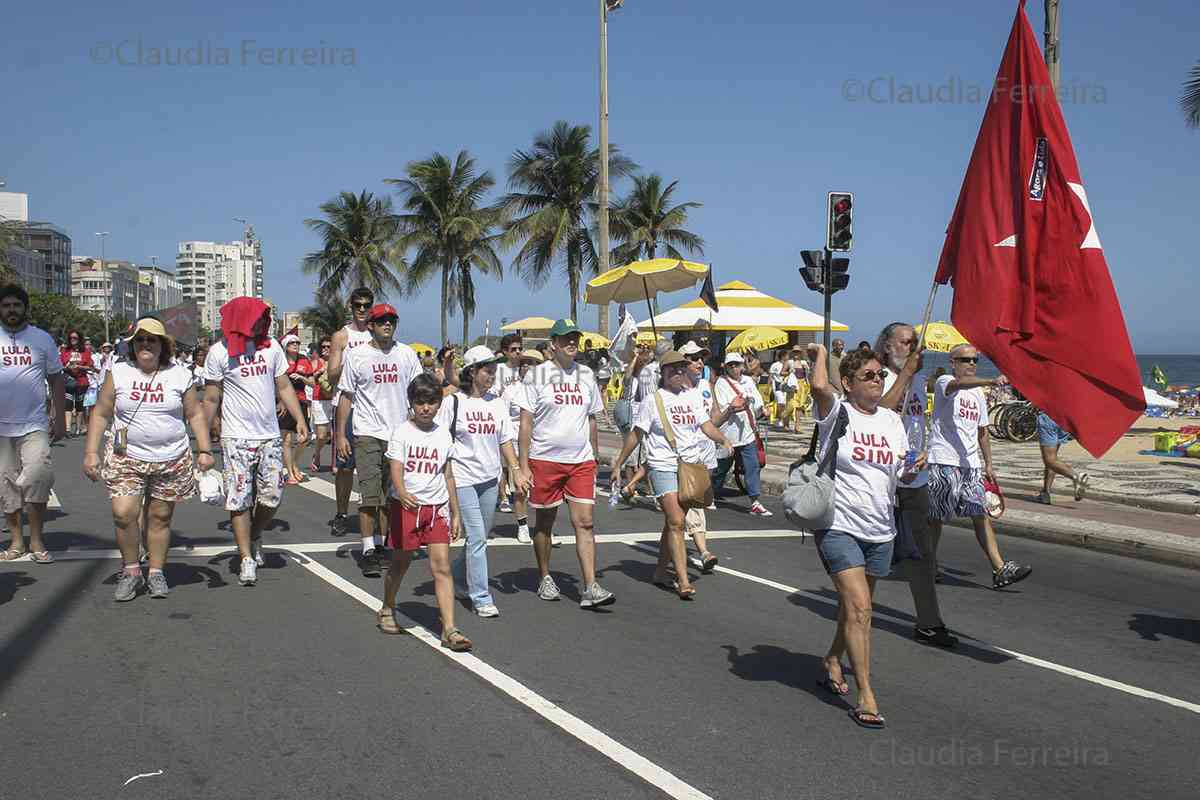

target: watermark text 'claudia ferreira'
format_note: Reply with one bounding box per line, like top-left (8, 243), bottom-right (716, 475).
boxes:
top-left (842, 76), bottom-right (1106, 105)
top-left (89, 39), bottom-right (357, 68)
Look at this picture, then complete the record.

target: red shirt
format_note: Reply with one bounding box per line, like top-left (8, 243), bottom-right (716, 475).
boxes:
top-left (308, 357), bottom-right (328, 401)
top-left (60, 349), bottom-right (94, 390)
top-left (287, 357), bottom-right (313, 402)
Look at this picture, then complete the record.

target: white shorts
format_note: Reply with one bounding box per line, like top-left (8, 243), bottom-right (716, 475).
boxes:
top-left (311, 400), bottom-right (333, 426)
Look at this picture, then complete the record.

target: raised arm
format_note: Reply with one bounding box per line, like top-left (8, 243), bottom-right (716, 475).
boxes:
top-left (805, 343), bottom-right (836, 420)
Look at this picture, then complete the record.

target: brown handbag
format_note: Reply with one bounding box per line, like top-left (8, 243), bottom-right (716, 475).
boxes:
top-left (654, 391), bottom-right (714, 510)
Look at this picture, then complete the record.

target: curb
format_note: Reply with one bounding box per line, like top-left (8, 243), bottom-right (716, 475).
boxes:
top-left (997, 479), bottom-right (1200, 517)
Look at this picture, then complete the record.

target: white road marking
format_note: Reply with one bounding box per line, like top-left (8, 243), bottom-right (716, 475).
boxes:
top-left (293, 477), bottom-right (360, 503)
top-left (288, 551), bottom-right (714, 800)
top-left (626, 544), bottom-right (1200, 716)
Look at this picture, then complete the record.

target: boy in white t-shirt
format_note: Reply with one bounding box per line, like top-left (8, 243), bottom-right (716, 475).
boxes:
top-left (377, 374), bottom-right (469, 651)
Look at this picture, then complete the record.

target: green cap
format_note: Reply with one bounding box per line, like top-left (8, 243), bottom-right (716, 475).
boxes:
top-left (548, 318), bottom-right (582, 338)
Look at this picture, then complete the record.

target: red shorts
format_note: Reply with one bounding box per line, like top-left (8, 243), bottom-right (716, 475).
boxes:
top-left (388, 499), bottom-right (451, 551)
top-left (528, 458), bottom-right (596, 509)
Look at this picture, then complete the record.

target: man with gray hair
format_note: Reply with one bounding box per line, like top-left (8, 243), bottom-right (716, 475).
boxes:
top-left (877, 322), bottom-right (955, 647)
top-left (926, 343), bottom-right (1032, 590)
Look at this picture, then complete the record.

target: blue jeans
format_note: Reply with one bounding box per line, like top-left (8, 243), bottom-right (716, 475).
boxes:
top-left (452, 478), bottom-right (498, 609)
top-left (711, 443), bottom-right (761, 500)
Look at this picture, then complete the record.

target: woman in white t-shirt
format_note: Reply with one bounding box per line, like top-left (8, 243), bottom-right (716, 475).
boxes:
top-left (610, 351), bottom-right (732, 600)
top-left (802, 343), bottom-right (923, 730)
top-left (439, 346), bottom-right (531, 618)
top-left (83, 317), bottom-right (215, 603)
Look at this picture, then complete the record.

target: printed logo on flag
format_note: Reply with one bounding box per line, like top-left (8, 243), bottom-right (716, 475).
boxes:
top-left (1028, 137), bottom-right (1048, 201)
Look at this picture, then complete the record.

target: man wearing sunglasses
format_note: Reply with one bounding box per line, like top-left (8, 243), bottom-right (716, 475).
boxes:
top-left (494, 334), bottom-right (529, 538)
top-left (336, 303), bottom-right (422, 578)
top-left (927, 344), bottom-right (1032, 590)
top-left (326, 287), bottom-right (376, 536)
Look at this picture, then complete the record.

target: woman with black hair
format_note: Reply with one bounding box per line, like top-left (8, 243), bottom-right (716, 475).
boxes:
top-left (60, 330), bottom-right (93, 436)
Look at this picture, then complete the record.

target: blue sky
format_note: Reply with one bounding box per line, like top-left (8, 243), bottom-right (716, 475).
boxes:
top-left (5, 0), bottom-right (1197, 351)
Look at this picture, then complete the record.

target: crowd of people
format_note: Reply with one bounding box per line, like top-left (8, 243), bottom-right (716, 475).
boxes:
top-left (0, 282), bottom-right (1041, 730)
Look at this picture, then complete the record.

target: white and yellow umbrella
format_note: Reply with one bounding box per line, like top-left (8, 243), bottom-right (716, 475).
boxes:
top-left (915, 321), bottom-right (970, 353)
top-left (578, 331), bottom-right (610, 349)
top-left (500, 316), bottom-right (556, 334)
top-left (727, 326), bottom-right (789, 353)
top-left (586, 258), bottom-right (710, 336)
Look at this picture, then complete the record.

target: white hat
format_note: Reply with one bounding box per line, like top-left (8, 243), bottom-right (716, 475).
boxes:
top-left (679, 340), bottom-right (709, 357)
top-left (280, 334), bottom-right (301, 348)
top-left (462, 344), bottom-right (503, 369)
top-left (724, 351), bottom-right (744, 365)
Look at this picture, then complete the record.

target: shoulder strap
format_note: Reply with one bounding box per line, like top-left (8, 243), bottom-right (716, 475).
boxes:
top-left (725, 376), bottom-right (760, 435)
top-left (450, 393), bottom-right (459, 440)
top-left (653, 391), bottom-right (679, 454)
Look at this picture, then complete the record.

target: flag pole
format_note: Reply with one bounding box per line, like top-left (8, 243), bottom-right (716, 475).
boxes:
top-left (916, 281), bottom-right (940, 350)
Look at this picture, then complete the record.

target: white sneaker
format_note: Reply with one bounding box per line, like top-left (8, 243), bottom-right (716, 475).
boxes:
top-left (238, 557), bottom-right (258, 586)
top-left (536, 575), bottom-right (561, 601)
top-left (579, 581), bottom-right (615, 609)
top-left (749, 502), bottom-right (773, 517)
top-left (251, 539), bottom-right (265, 566)
top-left (516, 526), bottom-right (532, 544)
top-left (474, 604), bottom-right (500, 618)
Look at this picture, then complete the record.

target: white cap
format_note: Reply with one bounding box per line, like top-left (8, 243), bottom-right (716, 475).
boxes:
top-left (724, 351), bottom-right (744, 365)
top-left (679, 340), bottom-right (708, 357)
top-left (280, 334), bottom-right (301, 347)
top-left (462, 344), bottom-right (502, 369)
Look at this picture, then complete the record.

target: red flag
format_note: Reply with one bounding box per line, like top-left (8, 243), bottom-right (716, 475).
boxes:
top-left (934, 1), bottom-right (1143, 457)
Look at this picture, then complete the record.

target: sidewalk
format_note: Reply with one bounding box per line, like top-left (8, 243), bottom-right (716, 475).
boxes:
top-left (595, 423), bottom-right (1200, 571)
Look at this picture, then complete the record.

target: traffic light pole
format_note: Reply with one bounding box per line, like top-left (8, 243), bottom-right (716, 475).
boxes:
top-left (822, 246), bottom-right (833, 374)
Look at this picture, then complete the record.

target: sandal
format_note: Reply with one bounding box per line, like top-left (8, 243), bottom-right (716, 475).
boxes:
top-left (0, 548), bottom-right (26, 561)
top-left (29, 550), bottom-right (53, 564)
top-left (676, 584), bottom-right (696, 601)
top-left (817, 675), bottom-right (850, 696)
top-left (848, 707), bottom-right (886, 729)
top-left (700, 552), bottom-right (719, 573)
top-left (376, 607), bottom-right (404, 635)
top-left (441, 628), bottom-right (472, 652)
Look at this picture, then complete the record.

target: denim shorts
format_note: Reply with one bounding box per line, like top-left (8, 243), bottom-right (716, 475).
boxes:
top-left (648, 468), bottom-right (678, 498)
top-left (813, 529), bottom-right (894, 578)
top-left (1037, 412), bottom-right (1071, 447)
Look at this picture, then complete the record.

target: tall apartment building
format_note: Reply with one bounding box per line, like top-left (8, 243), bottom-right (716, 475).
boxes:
top-left (2, 244), bottom-right (47, 294)
top-left (11, 222), bottom-right (71, 295)
top-left (139, 265), bottom-right (184, 311)
top-left (70, 257), bottom-right (147, 320)
top-left (176, 227), bottom-right (264, 330)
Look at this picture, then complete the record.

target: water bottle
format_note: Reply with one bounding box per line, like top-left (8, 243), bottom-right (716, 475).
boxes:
top-left (904, 449), bottom-right (917, 470)
top-left (608, 477), bottom-right (621, 509)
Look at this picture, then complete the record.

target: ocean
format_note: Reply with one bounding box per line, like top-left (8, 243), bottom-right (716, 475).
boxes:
top-left (914, 352), bottom-right (1200, 389)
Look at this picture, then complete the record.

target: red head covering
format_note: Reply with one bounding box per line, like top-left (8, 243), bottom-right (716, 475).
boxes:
top-left (219, 297), bottom-right (271, 359)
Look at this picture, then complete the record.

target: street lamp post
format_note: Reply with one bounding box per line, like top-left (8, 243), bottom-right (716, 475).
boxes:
top-left (596, 0), bottom-right (618, 338)
top-left (95, 231), bottom-right (110, 342)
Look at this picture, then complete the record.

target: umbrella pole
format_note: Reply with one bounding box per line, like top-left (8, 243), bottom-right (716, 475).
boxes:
top-left (916, 281), bottom-right (939, 350)
top-left (642, 276), bottom-right (658, 337)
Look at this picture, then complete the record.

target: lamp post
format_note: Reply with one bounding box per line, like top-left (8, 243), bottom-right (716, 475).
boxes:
top-left (95, 231), bottom-right (110, 342)
top-left (596, 0), bottom-right (621, 338)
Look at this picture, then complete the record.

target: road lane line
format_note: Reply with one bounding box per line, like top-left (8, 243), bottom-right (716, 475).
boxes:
top-left (293, 477), bottom-right (360, 503)
top-left (287, 550), bottom-right (714, 800)
top-left (626, 543), bottom-right (1200, 716)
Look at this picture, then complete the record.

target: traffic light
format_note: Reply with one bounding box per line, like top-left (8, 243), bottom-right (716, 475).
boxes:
top-left (829, 256), bottom-right (849, 292)
top-left (800, 250), bottom-right (825, 293)
top-left (827, 192), bottom-right (853, 252)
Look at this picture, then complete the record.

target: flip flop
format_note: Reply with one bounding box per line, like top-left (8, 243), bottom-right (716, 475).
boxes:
top-left (676, 584), bottom-right (696, 601)
top-left (0, 549), bottom-right (26, 561)
top-left (700, 552), bottom-right (719, 573)
top-left (848, 707), bottom-right (886, 729)
top-left (29, 550), bottom-right (54, 564)
top-left (817, 675), bottom-right (850, 696)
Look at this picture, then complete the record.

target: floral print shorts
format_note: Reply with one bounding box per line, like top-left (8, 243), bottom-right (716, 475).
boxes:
top-left (102, 447), bottom-right (197, 503)
top-left (220, 437), bottom-right (285, 512)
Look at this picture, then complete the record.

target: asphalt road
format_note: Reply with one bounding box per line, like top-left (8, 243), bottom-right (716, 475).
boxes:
top-left (1, 437), bottom-right (1198, 799)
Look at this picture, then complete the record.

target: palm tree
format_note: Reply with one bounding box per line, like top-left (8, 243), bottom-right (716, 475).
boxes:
top-left (302, 191), bottom-right (402, 300)
top-left (387, 151), bottom-right (499, 346)
top-left (1183, 61), bottom-right (1200, 129)
top-left (300, 293), bottom-right (349, 339)
top-left (608, 173), bottom-right (705, 265)
top-left (501, 121), bottom-right (636, 322)
top-left (448, 213), bottom-right (504, 346)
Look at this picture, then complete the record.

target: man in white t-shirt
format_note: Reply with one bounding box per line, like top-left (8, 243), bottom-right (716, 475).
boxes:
top-left (325, 286), bottom-right (376, 536)
top-left (494, 333), bottom-right (524, 519)
top-left (515, 319), bottom-right (614, 608)
top-left (712, 351), bottom-right (771, 516)
top-left (0, 284), bottom-right (66, 564)
top-left (877, 322), bottom-right (955, 648)
top-left (337, 303), bottom-right (421, 578)
top-left (203, 298), bottom-right (307, 586)
top-left (926, 343), bottom-right (1032, 591)
top-left (769, 352), bottom-right (791, 428)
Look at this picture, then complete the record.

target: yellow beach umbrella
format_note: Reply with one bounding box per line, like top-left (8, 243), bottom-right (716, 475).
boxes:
top-left (727, 326), bottom-right (789, 353)
top-left (408, 342), bottom-right (435, 357)
top-left (635, 331), bottom-right (660, 346)
top-left (500, 316), bottom-right (556, 333)
top-left (915, 321), bottom-right (970, 353)
top-left (578, 331), bottom-right (610, 349)
top-left (585, 258), bottom-right (709, 336)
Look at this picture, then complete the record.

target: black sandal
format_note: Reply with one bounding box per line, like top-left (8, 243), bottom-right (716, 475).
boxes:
top-left (848, 707), bottom-right (886, 729)
top-left (817, 675), bottom-right (849, 696)
top-left (700, 552), bottom-right (719, 573)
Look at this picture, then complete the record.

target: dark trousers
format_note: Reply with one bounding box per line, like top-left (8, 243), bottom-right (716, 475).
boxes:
top-left (898, 485), bottom-right (944, 629)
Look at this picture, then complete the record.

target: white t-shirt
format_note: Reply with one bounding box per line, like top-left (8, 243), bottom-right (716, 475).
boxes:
top-left (634, 388), bottom-right (711, 473)
top-left (882, 369), bottom-right (928, 488)
top-left (514, 360), bottom-right (604, 464)
top-left (769, 360), bottom-right (788, 390)
top-left (386, 420), bottom-right (453, 506)
top-left (111, 362), bottom-right (193, 462)
top-left (713, 374), bottom-right (763, 448)
top-left (685, 378), bottom-right (720, 467)
top-left (204, 339), bottom-right (288, 441)
top-left (0, 324), bottom-right (61, 437)
top-left (495, 362), bottom-right (524, 424)
top-left (928, 375), bottom-right (987, 468)
top-left (332, 324), bottom-right (374, 405)
top-left (437, 391), bottom-right (515, 487)
top-left (338, 342), bottom-right (421, 441)
top-left (816, 395), bottom-right (911, 542)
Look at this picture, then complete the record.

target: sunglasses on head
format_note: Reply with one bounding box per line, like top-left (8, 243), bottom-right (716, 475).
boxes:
top-left (855, 368), bottom-right (889, 382)
top-left (952, 356), bottom-right (979, 364)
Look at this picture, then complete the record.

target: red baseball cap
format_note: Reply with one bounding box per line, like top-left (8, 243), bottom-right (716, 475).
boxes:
top-left (368, 303), bottom-right (398, 321)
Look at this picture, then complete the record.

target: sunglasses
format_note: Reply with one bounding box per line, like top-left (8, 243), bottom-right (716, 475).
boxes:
top-left (507, 345), bottom-right (522, 352)
top-left (952, 357), bottom-right (979, 364)
top-left (372, 317), bottom-right (398, 327)
top-left (855, 369), bottom-right (889, 382)
top-left (352, 302), bottom-right (373, 310)
top-left (685, 354), bottom-right (705, 362)
top-left (133, 335), bottom-right (160, 345)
